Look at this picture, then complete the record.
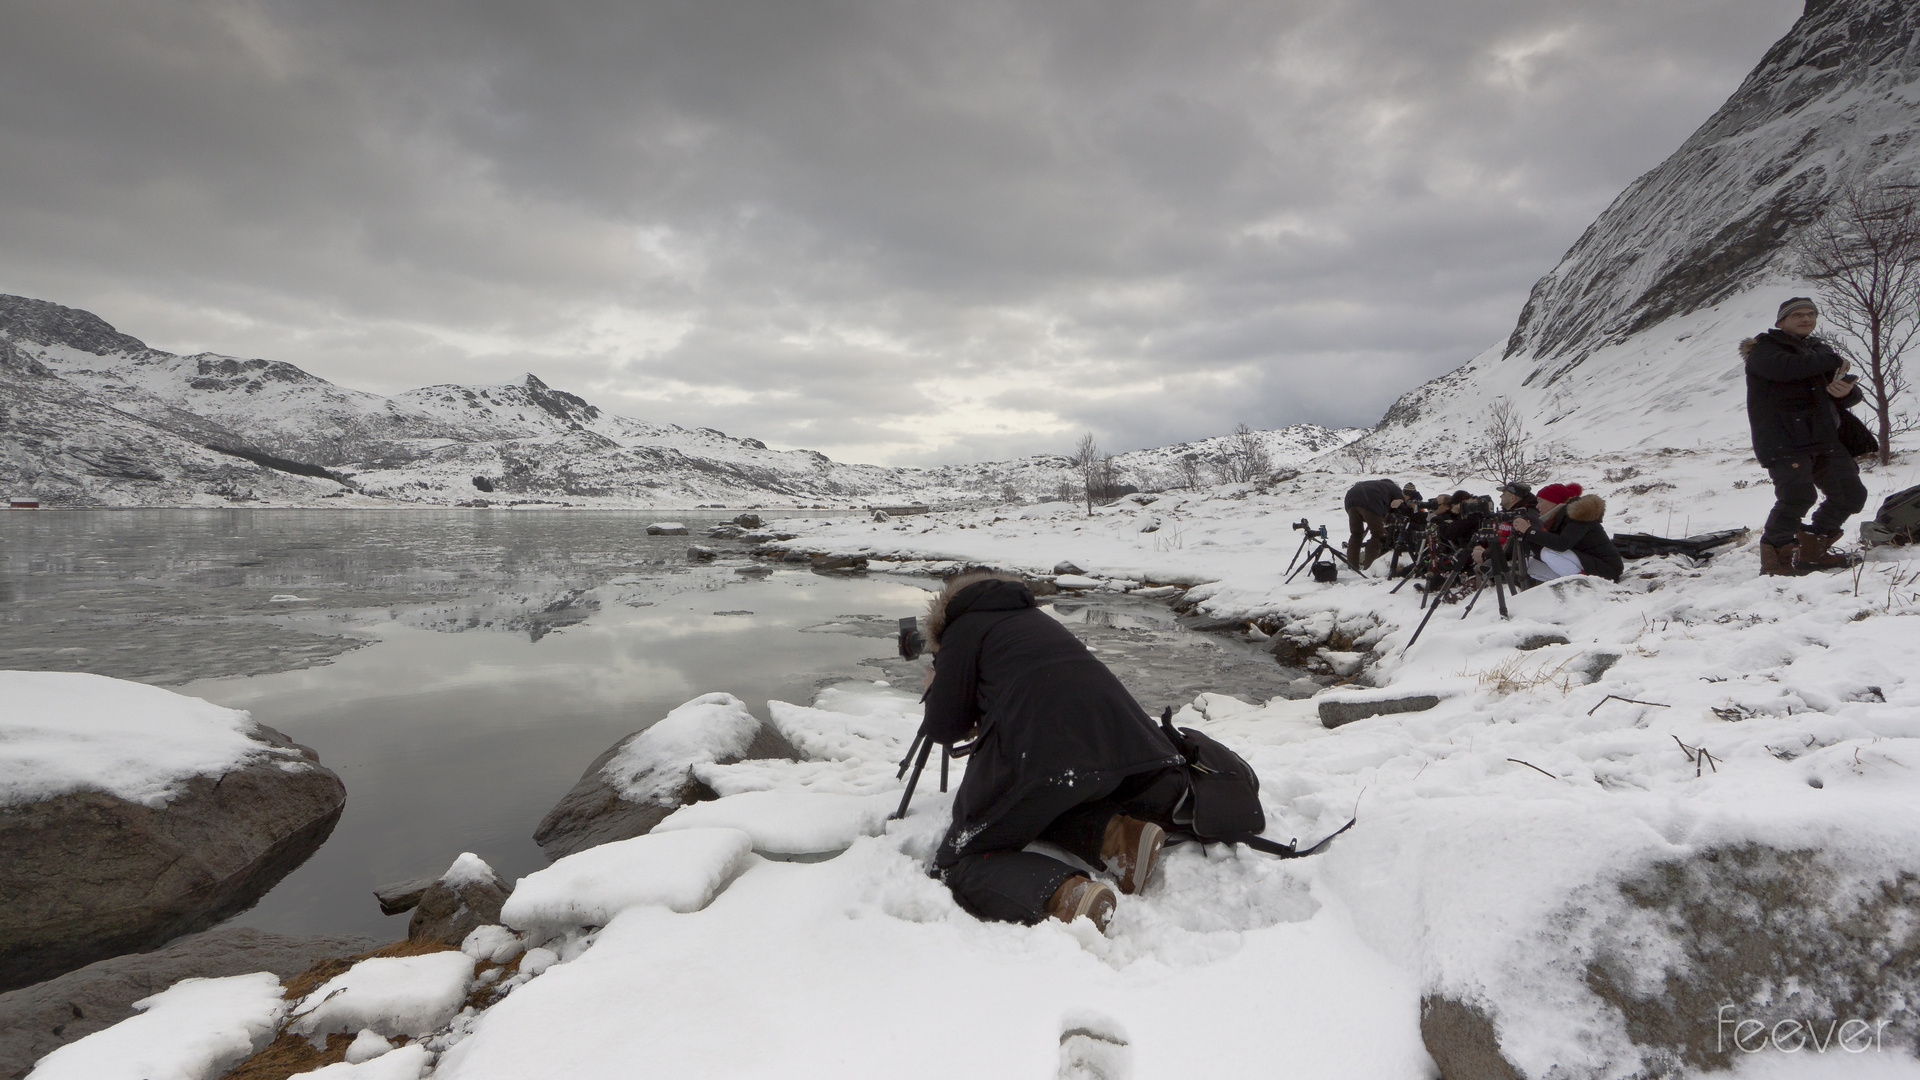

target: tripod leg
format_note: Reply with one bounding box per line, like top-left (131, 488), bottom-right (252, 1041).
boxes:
top-left (1490, 541), bottom-right (1511, 619)
top-left (896, 731), bottom-right (925, 779)
top-left (1389, 539), bottom-right (1427, 595)
top-left (939, 744), bottom-right (949, 793)
top-left (1284, 533), bottom-right (1312, 575)
top-left (892, 736), bottom-right (936, 820)
top-left (1405, 568), bottom-right (1461, 649)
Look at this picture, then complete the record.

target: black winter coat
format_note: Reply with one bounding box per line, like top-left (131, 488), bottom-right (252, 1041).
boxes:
top-left (1743, 330), bottom-right (1866, 467)
top-left (1344, 478), bottom-right (1402, 516)
top-left (922, 579), bottom-right (1181, 865)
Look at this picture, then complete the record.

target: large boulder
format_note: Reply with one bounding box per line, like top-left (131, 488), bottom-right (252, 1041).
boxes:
top-left (0, 926), bottom-right (376, 1080)
top-left (0, 673), bottom-right (347, 992)
top-left (533, 693), bottom-right (798, 861)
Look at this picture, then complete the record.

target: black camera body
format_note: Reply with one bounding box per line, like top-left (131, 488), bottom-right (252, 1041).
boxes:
top-left (1291, 518), bottom-right (1312, 532)
top-left (898, 617), bottom-right (927, 660)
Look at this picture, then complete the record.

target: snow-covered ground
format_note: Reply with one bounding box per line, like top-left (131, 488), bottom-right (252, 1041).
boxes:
top-left (31, 431), bottom-right (1920, 1078)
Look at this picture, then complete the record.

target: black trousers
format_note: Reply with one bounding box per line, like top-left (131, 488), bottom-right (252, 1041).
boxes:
top-left (938, 768), bottom-right (1186, 925)
top-left (1763, 452), bottom-right (1868, 547)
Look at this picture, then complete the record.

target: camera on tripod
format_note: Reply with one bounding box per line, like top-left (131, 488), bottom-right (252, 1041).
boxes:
top-left (1291, 518), bottom-right (1312, 533)
top-left (898, 617), bottom-right (927, 660)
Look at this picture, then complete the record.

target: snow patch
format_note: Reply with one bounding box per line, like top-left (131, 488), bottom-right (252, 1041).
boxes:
top-left (500, 828), bottom-right (757, 935)
top-left (26, 972), bottom-right (286, 1080)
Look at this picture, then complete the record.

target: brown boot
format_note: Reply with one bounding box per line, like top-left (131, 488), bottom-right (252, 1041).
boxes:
top-left (1045, 875), bottom-right (1117, 932)
top-left (1100, 814), bottom-right (1166, 896)
top-left (1759, 541), bottom-right (1803, 576)
top-left (1795, 529), bottom-right (1853, 571)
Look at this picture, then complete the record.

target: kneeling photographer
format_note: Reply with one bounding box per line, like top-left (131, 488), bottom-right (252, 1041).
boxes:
top-left (917, 572), bottom-right (1187, 932)
top-left (1513, 483), bottom-right (1623, 582)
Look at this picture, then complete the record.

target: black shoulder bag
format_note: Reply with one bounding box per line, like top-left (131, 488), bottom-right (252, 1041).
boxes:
top-left (1159, 708), bottom-right (1355, 858)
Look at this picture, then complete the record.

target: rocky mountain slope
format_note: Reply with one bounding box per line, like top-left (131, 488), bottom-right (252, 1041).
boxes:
top-left (0, 294), bottom-right (1358, 508)
top-left (1368, 0), bottom-right (1920, 465)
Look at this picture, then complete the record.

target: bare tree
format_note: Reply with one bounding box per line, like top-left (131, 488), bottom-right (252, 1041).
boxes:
top-left (1796, 180), bottom-right (1920, 466)
top-left (1462, 398), bottom-right (1552, 490)
top-left (1175, 454), bottom-right (1207, 490)
top-left (1072, 432), bottom-right (1102, 515)
top-left (1217, 423), bottom-right (1273, 484)
top-left (1054, 479), bottom-right (1075, 503)
top-left (1342, 437), bottom-right (1384, 474)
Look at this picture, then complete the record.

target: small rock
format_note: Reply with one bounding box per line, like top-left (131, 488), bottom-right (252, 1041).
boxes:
top-left (645, 522), bottom-right (689, 536)
top-left (372, 876), bottom-right (439, 916)
top-left (1517, 633), bottom-right (1572, 651)
top-left (1187, 617), bottom-right (1250, 633)
top-left (407, 854), bottom-right (511, 948)
top-left (1052, 561), bottom-right (1085, 576)
top-left (1053, 574), bottom-right (1101, 590)
top-left (810, 554), bottom-right (868, 572)
top-left (732, 513), bottom-right (763, 528)
top-left (1318, 694), bottom-right (1441, 729)
top-left (706, 524), bottom-right (745, 539)
top-left (872, 510), bottom-right (890, 522)
top-left (687, 545), bottom-right (717, 561)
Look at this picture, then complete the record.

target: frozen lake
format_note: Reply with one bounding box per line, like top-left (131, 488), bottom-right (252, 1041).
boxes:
top-left (0, 509), bottom-right (1301, 940)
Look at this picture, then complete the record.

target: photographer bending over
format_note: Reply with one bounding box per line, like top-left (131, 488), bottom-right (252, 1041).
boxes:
top-left (1343, 478), bottom-right (1408, 570)
top-left (1513, 483), bottom-right (1623, 582)
top-left (920, 572), bottom-right (1187, 932)
top-left (1743, 297), bottom-right (1869, 575)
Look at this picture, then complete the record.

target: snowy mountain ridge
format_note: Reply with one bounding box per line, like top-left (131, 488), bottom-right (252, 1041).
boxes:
top-left (1368, 0), bottom-right (1920, 468)
top-left (0, 294), bottom-right (1360, 507)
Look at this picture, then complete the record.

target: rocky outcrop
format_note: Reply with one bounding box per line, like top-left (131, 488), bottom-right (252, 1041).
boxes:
top-left (1317, 693), bottom-right (1441, 729)
top-left (0, 725), bottom-right (347, 993)
top-left (0, 926), bottom-right (377, 1080)
top-left (533, 720), bottom-right (798, 862)
top-left (408, 858), bottom-right (513, 948)
top-left (1421, 844), bottom-right (1920, 1077)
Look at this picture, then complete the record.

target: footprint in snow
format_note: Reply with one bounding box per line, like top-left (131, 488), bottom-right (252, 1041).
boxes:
top-left (1058, 1013), bottom-right (1132, 1080)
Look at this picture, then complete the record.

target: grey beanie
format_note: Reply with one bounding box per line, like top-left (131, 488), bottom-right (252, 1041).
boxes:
top-left (1777, 296), bottom-right (1818, 322)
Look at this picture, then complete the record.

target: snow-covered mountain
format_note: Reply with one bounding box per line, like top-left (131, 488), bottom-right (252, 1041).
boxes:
top-left (1368, 0), bottom-right (1919, 466)
top-left (0, 294), bottom-right (1360, 507)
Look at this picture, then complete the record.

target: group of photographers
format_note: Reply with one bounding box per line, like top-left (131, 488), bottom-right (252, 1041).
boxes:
top-left (1351, 472), bottom-right (1620, 584)
top-left (1346, 476), bottom-right (1624, 588)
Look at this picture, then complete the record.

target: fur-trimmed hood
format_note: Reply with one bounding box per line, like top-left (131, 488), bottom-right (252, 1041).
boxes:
top-left (1565, 494), bottom-right (1606, 522)
top-left (925, 570), bottom-right (1028, 648)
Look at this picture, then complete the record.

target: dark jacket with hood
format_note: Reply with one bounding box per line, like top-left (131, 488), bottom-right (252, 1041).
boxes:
top-left (920, 577), bottom-right (1181, 866)
top-left (1524, 495), bottom-right (1623, 581)
top-left (1742, 330), bottom-right (1865, 467)
top-left (1344, 478), bottom-right (1402, 516)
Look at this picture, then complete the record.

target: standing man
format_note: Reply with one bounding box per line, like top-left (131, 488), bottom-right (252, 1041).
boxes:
top-left (1343, 477), bottom-right (1404, 570)
top-left (1742, 297), bottom-right (1869, 575)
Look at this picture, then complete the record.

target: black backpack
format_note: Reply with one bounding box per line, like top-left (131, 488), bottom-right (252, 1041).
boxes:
top-left (1862, 484), bottom-right (1920, 548)
top-left (1158, 708), bottom-right (1354, 858)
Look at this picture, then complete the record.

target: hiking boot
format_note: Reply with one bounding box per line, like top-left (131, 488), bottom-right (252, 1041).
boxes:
top-left (1759, 541), bottom-right (1804, 576)
top-left (1046, 876), bottom-right (1117, 932)
top-left (1796, 529), bottom-right (1854, 571)
top-left (1100, 815), bottom-right (1166, 896)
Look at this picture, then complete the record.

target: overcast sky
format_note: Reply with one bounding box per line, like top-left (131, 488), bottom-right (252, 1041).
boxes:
top-left (1, 0), bottom-right (1802, 466)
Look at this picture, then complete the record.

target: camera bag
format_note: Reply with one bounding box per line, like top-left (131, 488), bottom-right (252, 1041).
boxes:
top-left (1157, 708), bottom-right (1353, 858)
top-left (1861, 484), bottom-right (1920, 548)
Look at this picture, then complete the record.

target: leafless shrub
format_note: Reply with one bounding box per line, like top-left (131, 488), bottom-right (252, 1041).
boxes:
top-left (1217, 423), bottom-right (1273, 484)
top-left (1796, 179), bottom-right (1920, 467)
top-left (1174, 455), bottom-right (1208, 490)
top-left (1460, 398), bottom-right (1553, 490)
top-left (1341, 438), bottom-right (1384, 473)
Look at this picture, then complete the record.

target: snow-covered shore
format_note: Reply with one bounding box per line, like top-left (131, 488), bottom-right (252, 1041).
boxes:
top-left (22, 433), bottom-right (1920, 1078)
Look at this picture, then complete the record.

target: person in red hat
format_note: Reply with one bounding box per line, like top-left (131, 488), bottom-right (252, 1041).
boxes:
top-left (1513, 482), bottom-right (1624, 582)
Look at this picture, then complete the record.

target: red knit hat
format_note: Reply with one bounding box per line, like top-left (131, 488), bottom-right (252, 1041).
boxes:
top-left (1536, 482), bottom-right (1582, 505)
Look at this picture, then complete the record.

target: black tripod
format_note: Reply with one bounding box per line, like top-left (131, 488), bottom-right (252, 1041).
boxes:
top-left (891, 725), bottom-right (966, 819)
top-left (1284, 525), bottom-right (1354, 583)
top-left (1404, 527), bottom-right (1524, 649)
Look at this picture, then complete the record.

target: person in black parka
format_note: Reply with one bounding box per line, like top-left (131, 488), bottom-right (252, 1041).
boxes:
top-left (1343, 478), bottom-right (1406, 569)
top-left (1743, 297), bottom-right (1869, 575)
top-left (920, 571), bottom-right (1186, 931)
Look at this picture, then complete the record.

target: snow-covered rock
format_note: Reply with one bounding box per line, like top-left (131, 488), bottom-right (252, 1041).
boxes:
top-left (0, 673), bottom-right (347, 991)
top-left (652, 791), bottom-right (895, 855)
top-left (287, 952), bottom-right (476, 1043)
top-left (501, 829), bottom-right (757, 937)
top-left (292, 1044), bottom-right (432, 1079)
top-left (24, 972), bottom-right (287, 1080)
top-left (531, 693), bottom-right (796, 860)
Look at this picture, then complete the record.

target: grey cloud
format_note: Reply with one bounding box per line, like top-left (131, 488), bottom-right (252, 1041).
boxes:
top-left (0, 0), bottom-right (1803, 464)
